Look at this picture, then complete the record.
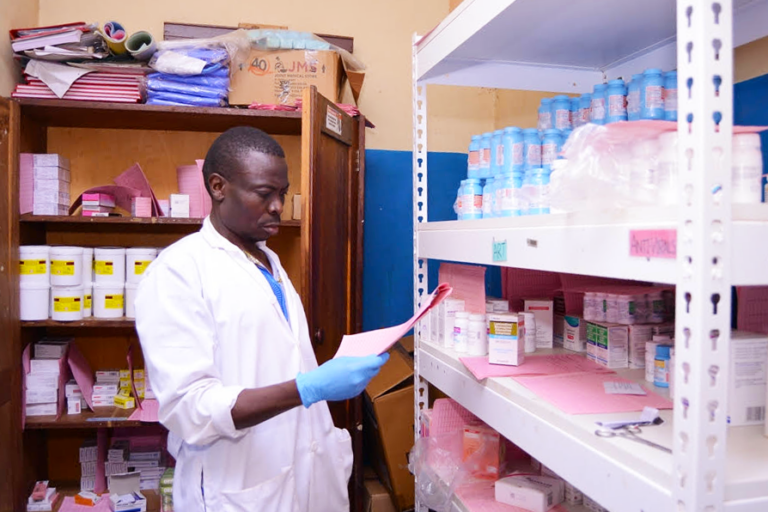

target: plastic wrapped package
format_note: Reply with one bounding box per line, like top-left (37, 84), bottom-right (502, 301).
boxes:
top-left (146, 78), bottom-right (228, 99)
top-left (147, 72), bottom-right (229, 89)
top-left (409, 432), bottom-right (471, 512)
top-left (151, 30), bottom-right (250, 75)
top-left (146, 91), bottom-right (226, 107)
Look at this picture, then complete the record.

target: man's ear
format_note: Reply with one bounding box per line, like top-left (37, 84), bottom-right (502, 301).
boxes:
top-left (208, 173), bottom-right (227, 202)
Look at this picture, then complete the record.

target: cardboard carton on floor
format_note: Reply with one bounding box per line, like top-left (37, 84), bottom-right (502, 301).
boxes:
top-left (364, 475), bottom-right (397, 512)
top-left (229, 49), bottom-right (342, 106)
top-left (364, 342), bottom-right (414, 511)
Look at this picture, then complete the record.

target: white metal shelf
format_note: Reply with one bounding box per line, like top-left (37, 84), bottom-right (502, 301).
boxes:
top-left (418, 205), bottom-right (768, 286)
top-left (416, 0), bottom-right (768, 91)
top-left (419, 341), bottom-right (768, 511)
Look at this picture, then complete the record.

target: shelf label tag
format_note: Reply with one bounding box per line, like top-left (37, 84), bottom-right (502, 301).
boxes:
top-left (492, 239), bottom-right (508, 263)
top-left (629, 229), bottom-right (677, 259)
top-left (326, 106), bottom-right (342, 136)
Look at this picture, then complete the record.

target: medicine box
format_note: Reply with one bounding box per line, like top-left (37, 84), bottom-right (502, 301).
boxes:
top-left (553, 296), bottom-right (566, 347)
top-left (586, 322), bottom-right (629, 369)
top-left (628, 324), bottom-right (675, 370)
top-left (109, 472), bottom-right (147, 512)
top-left (30, 358), bottom-right (61, 374)
top-left (33, 153), bottom-right (70, 169)
top-left (119, 369), bottom-right (131, 379)
top-left (495, 473), bottom-right (565, 512)
top-left (92, 397), bottom-right (115, 407)
top-left (34, 338), bottom-right (71, 359)
top-left (170, 194), bottom-right (190, 218)
top-left (27, 403), bottom-right (58, 416)
top-left (68, 397), bottom-right (82, 414)
top-left (488, 313), bottom-right (524, 366)
top-left (65, 380), bottom-right (82, 397)
top-left (133, 369), bottom-right (145, 380)
top-left (525, 299), bottom-right (554, 349)
top-left (728, 331), bottom-right (767, 426)
top-left (26, 388), bottom-right (58, 405)
top-left (114, 394), bottom-right (136, 410)
top-left (26, 373), bottom-right (59, 390)
top-left (439, 298), bottom-right (465, 348)
top-left (96, 370), bottom-right (121, 383)
top-left (83, 193), bottom-right (116, 208)
top-left (94, 384), bottom-right (118, 395)
top-left (563, 315), bottom-right (587, 352)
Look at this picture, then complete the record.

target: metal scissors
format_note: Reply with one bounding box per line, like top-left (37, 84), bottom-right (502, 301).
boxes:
top-left (595, 425), bottom-right (672, 453)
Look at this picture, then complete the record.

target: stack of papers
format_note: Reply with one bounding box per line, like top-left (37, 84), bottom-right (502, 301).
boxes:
top-left (13, 63), bottom-right (142, 103)
top-left (176, 160), bottom-right (211, 218)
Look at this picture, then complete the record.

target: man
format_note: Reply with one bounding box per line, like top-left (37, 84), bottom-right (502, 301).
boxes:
top-left (135, 126), bottom-right (388, 512)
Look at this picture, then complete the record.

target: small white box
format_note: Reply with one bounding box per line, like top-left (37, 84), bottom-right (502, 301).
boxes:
top-left (495, 473), bottom-right (565, 512)
top-left (33, 153), bottom-right (70, 169)
top-left (81, 475), bottom-right (96, 492)
top-left (292, 194), bottom-right (302, 220)
top-left (96, 370), bottom-right (121, 383)
top-left (33, 189), bottom-right (70, 205)
top-left (34, 338), bottom-right (72, 359)
top-left (81, 460), bottom-right (97, 477)
top-left (563, 315), bottom-right (587, 352)
top-left (728, 331), bottom-right (767, 426)
top-left (553, 296), bottom-right (566, 347)
top-left (32, 204), bottom-right (69, 216)
top-left (66, 380), bottom-right (82, 398)
top-left (34, 179), bottom-right (70, 194)
top-left (108, 472), bottom-right (147, 512)
top-left (34, 166), bottom-right (71, 182)
top-left (438, 298), bottom-right (465, 348)
top-left (94, 384), bottom-right (118, 395)
top-left (26, 373), bottom-right (59, 390)
top-left (26, 388), bottom-right (58, 405)
top-left (30, 358), bottom-right (61, 374)
top-left (80, 443), bottom-right (98, 463)
top-left (488, 313), bottom-right (524, 366)
top-left (26, 403), bottom-right (58, 416)
top-left (170, 194), bottom-right (190, 218)
top-left (92, 397), bottom-right (115, 407)
top-left (525, 299), bottom-right (554, 349)
top-left (68, 397), bottom-right (82, 414)
top-left (586, 322), bottom-right (629, 369)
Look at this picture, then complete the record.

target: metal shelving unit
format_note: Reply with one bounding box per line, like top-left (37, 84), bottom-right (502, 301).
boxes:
top-left (412, 1), bottom-right (768, 511)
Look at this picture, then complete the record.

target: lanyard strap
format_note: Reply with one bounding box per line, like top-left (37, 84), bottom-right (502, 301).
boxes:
top-left (255, 264), bottom-right (290, 323)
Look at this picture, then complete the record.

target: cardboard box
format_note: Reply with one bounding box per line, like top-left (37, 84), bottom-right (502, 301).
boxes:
top-left (495, 473), bottom-right (565, 512)
top-left (364, 477), bottom-right (397, 512)
top-left (96, 370), bottom-right (121, 383)
top-left (230, 49), bottom-right (342, 106)
top-left (26, 388), bottom-right (58, 405)
top-left (586, 322), bottom-right (629, 369)
top-left (488, 313), bottom-right (524, 366)
top-left (553, 296), bottom-right (566, 347)
top-left (728, 331), bottom-right (767, 426)
top-left (108, 472), bottom-right (147, 512)
top-left (525, 299), bottom-right (554, 349)
top-left (364, 344), bottom-right (414, 511)
top-left (34, 338), bottom-right (71, 359)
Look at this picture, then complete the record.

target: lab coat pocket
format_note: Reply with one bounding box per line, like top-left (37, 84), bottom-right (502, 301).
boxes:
top-left (335, 427), bottom-right (354, 484)
top-left (218, 465), bottom-right (298, 512)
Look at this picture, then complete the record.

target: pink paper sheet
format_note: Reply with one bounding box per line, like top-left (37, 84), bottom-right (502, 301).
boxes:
top-left (629, 229), bottom-right (677, 259)
top-left (431, 398), bottom-right (480, 437)
top-left (69, 185), bottom-right (141, 215)
top-left (439, 263), bottom-right (486, 313)
top-left (514, 372), bottom-right (672, 414)
top-left (459, 354), bottom-right (614, 381)
top-left (334, 284), bottom-right (452, 358)
top-left (58, 496), bottom-right (112, 512)
top-left (56, 353), bottom-right (69, 419)
top-left (501, 268), bottom-right (561, 312)
top-left (19, 153), bottom-right (33, 214)
top-left (22, 344), bottom-right (30, 428)
top-left (114, 163), bottom-right (162, 216)
top-left (455, 480), bottom-right (570, 512)
top-left (128, 399), bottom-right (159, 423)
top-left (736, 286), bottom-right (768, 334)
top-left (68, 343), bottom-right (95, 411)
top-left (196, 159), bottom-right (212, 216)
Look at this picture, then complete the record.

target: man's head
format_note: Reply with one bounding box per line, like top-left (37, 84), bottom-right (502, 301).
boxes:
top-left (203, 126), bottom-right (289, 244)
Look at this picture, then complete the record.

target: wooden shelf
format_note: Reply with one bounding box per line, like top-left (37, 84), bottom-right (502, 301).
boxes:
top-left (20, 214), bottom-right (302, 228)
top-left (25, 406), bottom-right (147, 429)
top-left (22, 318), bottom-right (135, 328)
top-left (17, 98), bottom-right (303, 135)
top-left (51, 486), bottom-right (161, 512)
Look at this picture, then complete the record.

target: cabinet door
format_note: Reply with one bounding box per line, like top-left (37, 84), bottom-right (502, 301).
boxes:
top-left (0, 98), bottom-right (24, 512)
top-left (300, 86), bottom-right (364, 512)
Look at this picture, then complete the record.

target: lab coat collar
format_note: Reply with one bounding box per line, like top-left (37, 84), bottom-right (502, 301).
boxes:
top-left (200, 217), bottom-right (298, 337)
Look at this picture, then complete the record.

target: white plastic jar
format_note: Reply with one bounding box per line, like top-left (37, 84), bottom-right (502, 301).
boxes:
top-left (126, 248), bottom-right (158, 284)
top-left (49, 246), bottom-right (84, 287)
top-left (453, 311), bottom-right (470, 353)
top-left (82, 247), bottom-right (94, 285)
top-left (93, 282), bottom-right (125, 319)
top-left (732, 133), bottom-right (763, 204)
top-left (51, 285), bottom-right (84, 321)
top-left (521, 312), bottom-right (536, 353)
top-left (83, 285), bottom-right (93, 318)
top-left (467, 313), bottom-right (488, 356)
top-left (94, 247), bottom-right (127, 284)
top-left (19, 245), bottom-right (50, 285)
top-left (125, 282), bottom-right (139, 319)
top-left (20, 282), bottom-right (50, 321)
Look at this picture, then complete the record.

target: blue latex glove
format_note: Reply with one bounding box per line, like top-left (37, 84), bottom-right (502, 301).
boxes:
top-left (295, 353), bottom-right (390, 408)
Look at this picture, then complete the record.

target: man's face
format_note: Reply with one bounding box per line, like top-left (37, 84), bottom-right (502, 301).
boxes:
top-left (217, 150), bottom-right (289, 243)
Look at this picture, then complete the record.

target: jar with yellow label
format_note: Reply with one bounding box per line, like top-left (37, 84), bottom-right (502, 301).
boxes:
top-left (49, 246), bottom-right (84, 287)
top-left (19, 245), bottom-right (50, 285)
top-left (51, 285), bottom-right (84, 321)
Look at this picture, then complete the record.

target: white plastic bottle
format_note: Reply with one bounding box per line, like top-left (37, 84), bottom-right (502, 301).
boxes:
top-left (521, 312), bottom-right (536, 353)
top-left (453, 311), bottom-right (470, 353)
top-left (467, 313), bottom-right (488, 356)
top-left (732, 133), bottom-right (763, 204)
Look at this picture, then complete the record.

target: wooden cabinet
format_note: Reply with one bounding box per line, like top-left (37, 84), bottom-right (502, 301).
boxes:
top-left (0, 86), bottom-right (366, 512)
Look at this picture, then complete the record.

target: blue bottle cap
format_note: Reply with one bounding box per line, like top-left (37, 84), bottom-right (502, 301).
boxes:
top-left (540, 98), bottom-right (552, 105)
top-left (581, 93), bottom-right (592, 99)
top-left (493, 129), bottom-right (504, 136)
top-left (504, 126), bottom-right (521, 133)
top-left (608, 79), bottom-right (625, 86)
top-left (466, 178), bottom-right (481, 184)
top-left (664, 70), bottom-right (677, 78)
top-left (593, 83), bottom-right (607, 92)
top-left (471, 135), bottom-right (480, 140)
top-left (553, 94), bottom-right (570, 101)
top-left (655, 345), bottom-right (672, 358)
top-left (544, 128), bottom-right (560, 136)
top-left (523, 128), bottom-right (540, 135)
top-left (482, 132), bottom-right (493, 138)
top-left (644, 68), bottom-right (663, 75)
top-left (632, 74), bottom-right (644, 80)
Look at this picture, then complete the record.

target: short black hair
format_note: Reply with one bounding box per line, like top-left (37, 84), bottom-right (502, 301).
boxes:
top-left (202, 126), bottom-right (285, 194)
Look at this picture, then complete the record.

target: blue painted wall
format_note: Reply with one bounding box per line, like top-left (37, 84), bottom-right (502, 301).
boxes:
top-left (734, 74), bottom-right (768, 201)
top-left (362, 150), bottom-right (501, 332)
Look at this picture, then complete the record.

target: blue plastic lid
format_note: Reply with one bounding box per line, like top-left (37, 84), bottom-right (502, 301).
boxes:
top-left (632, 74), bottom-right (644, 80)
top-left (570, 97), bottom-right (580, 106)
top-left (608, 79), bottom-right (625, 87)
top-left (644, 68), bottom-right (663, 75)
top-left (504, 126), bottom-right (522, 133)
top-left (593, 83), bottom-right (607, 91)
top-left (466, 178), bottom-right (481, 183)
top-left (664, 71), bottom-right (678, 79)
top-left (482, 132), bottom-right (493, 138)
top-left (553, 94), bottom-right (570, 101)
top-left (655, 345), bottom-right (672, 358)
top-left (540, 98), bottom-right (553, 104)
top-left (493, 129), bottom-right (504, 136)
top-left (523, 128), bottom-right (540, 136)
top-left (544, 128), bottom-right (560, 136)
top-left (581, 93), bottom-right (592, 99)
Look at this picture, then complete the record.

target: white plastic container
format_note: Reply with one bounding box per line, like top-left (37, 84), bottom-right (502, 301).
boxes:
top-left (82, 247), bottom-right (94, 285)
top-left (94, 247), bottom-right (126, 284)
top-left (732, 133), bottom-right (763, 204)
top-left (19, 245), bottom-right (51, 285)
top-left (467, 313), bottom-right (488, 356)
top-left (93, 282), bottom-right (125, 319)
top-left (125, 282), bottom-right (139, 319)
top-left (453, 311), bottom-right (470, 353)
top-left (20, 282), bottom-right (50, 321)
top-left (521, 312), bottom-right (536, 353)
top-left (83, 285), bottom-right (93, 318)
top-left (125, 248), bottom-right (158, 284)
top-left (51, 285), bottom-right (84, 321)
top-left (49, 246), bottom-right (84, 287)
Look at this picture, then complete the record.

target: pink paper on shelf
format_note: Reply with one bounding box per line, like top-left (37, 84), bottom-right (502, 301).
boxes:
top-left (334, 283), bottom-right (453, 358)
top-left (128, 399), bottom-right (160, 423)
top-left (58, 496), bottom-right (112, 512)
top-left (19, 153), bottom-right (33, 214)
top-left (69, 185), bottom-right (141, 215)
top-left (455, 480), bottom-right (569, 512)
top-left (114, 163), bottom-right (162, 216)
top-left (177, 161), bottom-right (211, 218)
top-left (501, 268), bottom-right (561, 312)
top-left (68, 343), bottom-right (95, 411)
top-left (514, 372), bottom-right (672, 414)
top-left (22, 344), bottom-right (30, 428)
top-left (736, 286), bottom-right (768, 334)
top-left (95, 427), bottom-right (108, 494)
top-left (459, 354), bottom-right (614, 381)
top-left (197, 160), bottom-right (212, 216)
top-left (439, 263), bottom-right (486, 313)
top-left (431, 398), bottom-right (480, 437)
top-left (56, 353), bottom-right (69, 420)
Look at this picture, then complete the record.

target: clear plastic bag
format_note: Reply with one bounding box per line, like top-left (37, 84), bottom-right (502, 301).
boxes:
top-left (147, 72), bottom-right (230, 89)
top-left (146, 77), bottom-right (228, 99)
top-left (145, 91), bottom-right (226, 107)
top-left (150, 30), bottom-right (250, 75)
top-left (409, 432), bottom-right (470, 511)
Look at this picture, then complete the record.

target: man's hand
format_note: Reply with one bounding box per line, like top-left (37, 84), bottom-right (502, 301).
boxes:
top-left (295, 354), bottom-right (390, 408)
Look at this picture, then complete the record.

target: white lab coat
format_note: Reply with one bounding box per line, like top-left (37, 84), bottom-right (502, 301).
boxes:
top-left (135, 218), bottom-right (352, 512)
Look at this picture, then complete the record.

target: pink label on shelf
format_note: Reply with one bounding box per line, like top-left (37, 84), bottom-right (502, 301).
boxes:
top-left (629, 229), bottom-right (677, 259)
